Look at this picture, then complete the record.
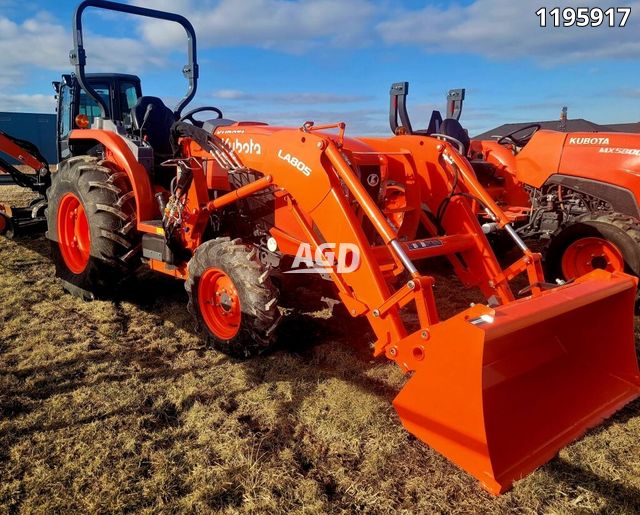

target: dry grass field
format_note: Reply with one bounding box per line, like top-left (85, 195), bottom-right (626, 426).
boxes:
top-left (1, 185), bottom-right (639, 513)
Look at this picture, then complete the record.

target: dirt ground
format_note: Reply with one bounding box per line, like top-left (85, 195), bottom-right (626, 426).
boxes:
top-left (1, 185), bottom-right (639, 514)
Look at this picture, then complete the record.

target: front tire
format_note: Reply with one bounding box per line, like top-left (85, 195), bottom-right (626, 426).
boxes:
top-left (186, 238), bottom-right (280, 358)
top-left (46, 156), bottom-right (140, 299)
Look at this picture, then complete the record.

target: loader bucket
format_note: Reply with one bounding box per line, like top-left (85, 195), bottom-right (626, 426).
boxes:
top-left (393, 270), bottom-right (640, 495)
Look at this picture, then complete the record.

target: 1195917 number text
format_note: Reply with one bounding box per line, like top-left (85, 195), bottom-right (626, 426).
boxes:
top-left (536, 7), bottom-right (631, 27)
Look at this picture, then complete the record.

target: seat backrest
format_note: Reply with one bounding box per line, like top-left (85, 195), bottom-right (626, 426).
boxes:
top-left (439, 118), bottom-right (471, 155)
top-left (131, 96), bottom-right (175, 157)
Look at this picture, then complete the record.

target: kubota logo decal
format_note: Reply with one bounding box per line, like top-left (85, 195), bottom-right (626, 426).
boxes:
top-left (278, 149), bottom-right (312, 176)
top-left (223, 137), bottom-right (262, 155)
top-left (218, 129), bottom-right (245, 135)
top-left (569, 137), bottom-right (610, 145)
top-left (366, 174), bottom-right (380, 187)
top-left (286, 243), bottom-right (360, 274)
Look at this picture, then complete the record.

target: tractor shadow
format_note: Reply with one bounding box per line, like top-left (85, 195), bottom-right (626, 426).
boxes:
top-left (1, 232), bottom-right (51, 262)
top-left (543, 450), bottom-right (640, 513)
top-left (114, 267), bottom-right (403, 408)
top-left (117, 268), bottom-right (387, 379)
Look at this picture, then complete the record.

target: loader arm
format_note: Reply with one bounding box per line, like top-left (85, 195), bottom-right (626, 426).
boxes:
top-left (0, 130), bottom-right (51, 237)
top-left (0, 130), bottom-right (50, 195)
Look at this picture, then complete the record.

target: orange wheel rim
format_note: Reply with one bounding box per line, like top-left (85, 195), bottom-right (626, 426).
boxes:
top-left (561, 236), bottom-right (624, 279)
top-left (198, 268), bottom-right (241, 339)
top-left (57, 193), bottom-right (91, 274)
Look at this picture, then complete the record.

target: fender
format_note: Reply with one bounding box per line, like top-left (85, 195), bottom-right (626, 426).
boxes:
top-left (514, 130), bottom-right (566, 188)
top-left (69, 129), bottom-right (156, 223)
top-left (544, 174), bottom-right (640, 219)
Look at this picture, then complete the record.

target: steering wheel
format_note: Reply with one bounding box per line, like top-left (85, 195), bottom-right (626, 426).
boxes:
top-left (178, 106), bottom-right (223, 127)
top-left (498, 124), bottom-right (541, 147)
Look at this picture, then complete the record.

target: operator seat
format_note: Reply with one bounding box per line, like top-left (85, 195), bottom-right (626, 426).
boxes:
top-left (131, 96), bottom-right (176, 159)
top-left (439, 118), bottom-right (471, 155)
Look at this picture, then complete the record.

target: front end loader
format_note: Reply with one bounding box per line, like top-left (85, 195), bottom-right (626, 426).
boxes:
top-left (43, 0), bottom-right (640, 495)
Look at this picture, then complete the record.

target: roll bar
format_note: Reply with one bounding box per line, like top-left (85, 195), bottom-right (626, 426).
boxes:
top-left (69, 0), bottom-right (199, 119)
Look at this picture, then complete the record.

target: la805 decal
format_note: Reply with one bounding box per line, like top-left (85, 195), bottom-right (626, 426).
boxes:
top-left (277, 149), bottom-right (312, 176)
top-left (536, 7), bottom-right (631, 27)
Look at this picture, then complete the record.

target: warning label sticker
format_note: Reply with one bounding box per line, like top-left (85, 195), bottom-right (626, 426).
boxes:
top-left (408, 239), bottom-right (444, 251)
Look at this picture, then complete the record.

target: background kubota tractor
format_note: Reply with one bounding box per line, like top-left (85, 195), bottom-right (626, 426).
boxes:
top-left (388, 82), bottom-right (640, 287)
top-left (3, 0), bottom-right (639, 496)
top-left (471, 122), bottom-right (640, 286)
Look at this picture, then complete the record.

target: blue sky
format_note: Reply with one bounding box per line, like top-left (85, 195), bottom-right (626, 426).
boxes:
top-left (1, 0), bottom-right (639, 135)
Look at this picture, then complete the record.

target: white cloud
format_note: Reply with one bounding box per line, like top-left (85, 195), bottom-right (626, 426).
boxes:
top-left (85, 35), bottom-right (168, 73)
top-left (0, 10), bottom-right (168, 87)
top-left (131, 0), bottom-right (376, 52)
top-left (0, 8), bottom-right (174, 116)
top-left (0, 12), bottom-right (68, 84)
top-left (378, 0), bottom-right (640, 63)
top-left (212, 89), bottom-right (371, 104)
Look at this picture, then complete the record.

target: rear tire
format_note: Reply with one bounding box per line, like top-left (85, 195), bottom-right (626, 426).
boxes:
top-left (186, 238), bottom-right (280, 358)
top-left (544, 212), bottom-right (640, 282)
top-left (45, 156), bottom-right (140, 299)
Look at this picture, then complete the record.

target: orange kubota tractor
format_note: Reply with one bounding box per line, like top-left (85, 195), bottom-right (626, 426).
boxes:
top-left (41, 0), bottom-right (639, 495)
top-left (389, 82), bottom-right (640, 287)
